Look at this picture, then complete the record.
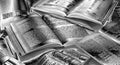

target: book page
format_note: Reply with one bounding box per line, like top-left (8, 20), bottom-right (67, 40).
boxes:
top-left (75, 33), bottom-right (120, 65)
top-left (32, 0), bottom-right (83, 16)
top-left (63, 46), bottom-right (102, 65)
top-left (42, 15), bottom-right (89, 44)
top-left (93, 34), bottom-right (120, 58)
top-left (68, 0), bottom-right (114, 24)
top-left (35, 47), bottom-right (102, 65)
top-left (11, 15), bottom-right (61, 52)
top-left (100, 7), bottom-right (120, 43)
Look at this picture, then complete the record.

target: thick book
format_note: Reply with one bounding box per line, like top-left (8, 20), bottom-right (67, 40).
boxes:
top-left (42, 14), bottom-right (89, 44)
top-left (73, 33), bottom-right (120, 65)
top-left (32, 0), bottom-right (117, 24)
top-left (10, 14), bottom-right (62, 53)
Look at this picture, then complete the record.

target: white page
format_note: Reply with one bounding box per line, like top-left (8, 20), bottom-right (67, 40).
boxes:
top-left (32, 0), bottom-right (83, 16)
top-left (68, 0), bottom-right (114, 24)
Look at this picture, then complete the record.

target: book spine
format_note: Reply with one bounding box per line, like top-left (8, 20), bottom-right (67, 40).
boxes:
top-left (42, 15), bottom-right (89, 44)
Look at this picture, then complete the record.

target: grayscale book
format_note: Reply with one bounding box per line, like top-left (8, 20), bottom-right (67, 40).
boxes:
top-left (32, 0), bottom-right (117, 24)
top-left (42, 14), bottom-right (89, 44)
top-left (100, 6), bottom-right (120, 44)
top-left (10, 14), bottom-right (62, 53)
top-left (81, 33), bottom-right (120, 58)
top-left (5, 25), bottom-right (26, 55)
top-left (34, 47), bottom-right (102, 65)
top-left (74, 33), bottom-right (120, 65)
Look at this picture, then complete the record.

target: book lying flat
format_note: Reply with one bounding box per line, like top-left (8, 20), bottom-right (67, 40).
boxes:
top-left (74, 33), bottom-right (120, 65)
top-left (32, 0), bottom-right (117, 24)
top-left (10, 14), bottom-right (62, 53)
top-left (84, 33), bottom-right (120, 58)
top-left (20, 44), bottom-right (63, 63)
top-left (100, 6), bottom-right (120, 44)
top-left (42, 14), bottom-right (89, 44)
top-left (33, 45), bottom-right (102, 65)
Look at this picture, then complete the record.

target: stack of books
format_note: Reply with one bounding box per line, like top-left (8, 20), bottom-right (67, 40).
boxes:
top-left (1, 0), bottom-right (120, 65)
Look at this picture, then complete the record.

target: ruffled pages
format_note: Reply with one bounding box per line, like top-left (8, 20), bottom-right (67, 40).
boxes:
top-left (32, 0), bottom-right (117, 24)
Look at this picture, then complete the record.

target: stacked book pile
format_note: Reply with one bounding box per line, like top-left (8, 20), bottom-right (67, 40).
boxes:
top-left (1, 0), bottom-right (120, 65)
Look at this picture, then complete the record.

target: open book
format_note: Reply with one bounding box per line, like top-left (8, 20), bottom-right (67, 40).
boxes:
top-left (9, 14), bottom-right (62, 53)
top-left (32, 0), bottom-right (117, 24)
top-left (42, 14), bottom-right (89, 43)
top-left (33, 47), bottom-right (102, 65)
top-left (73, 33), bottom-right (120, 65)
top-left (21, 42), bottom-right (102, 65)
top-left (7, 13), bottom-right (90, 54)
